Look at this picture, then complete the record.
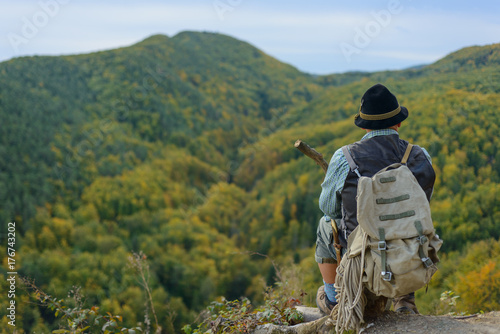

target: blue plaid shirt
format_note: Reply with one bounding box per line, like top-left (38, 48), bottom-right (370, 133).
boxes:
top-left (319, 129), bottom-right (432, 219)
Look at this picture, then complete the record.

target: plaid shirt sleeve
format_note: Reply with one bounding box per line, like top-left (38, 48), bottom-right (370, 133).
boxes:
top-left (319, 147), bottom-right (350, 219)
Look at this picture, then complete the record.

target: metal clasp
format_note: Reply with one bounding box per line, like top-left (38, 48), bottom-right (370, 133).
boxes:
top-left (381, 271), bottom-right (392, 281)
top-left (418, 235), bottom-right (428, 245)
top-left (378, 241), bottom-right (387, 251)
top-left (422, 257), bottom-right (434, 268)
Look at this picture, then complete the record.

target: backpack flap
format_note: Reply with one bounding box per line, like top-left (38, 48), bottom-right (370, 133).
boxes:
top-left (356, 164), bottom-right (435, 240)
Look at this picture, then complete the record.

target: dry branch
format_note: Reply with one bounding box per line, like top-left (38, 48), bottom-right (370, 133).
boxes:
top-left (294, 140), bottom-right (328, 173)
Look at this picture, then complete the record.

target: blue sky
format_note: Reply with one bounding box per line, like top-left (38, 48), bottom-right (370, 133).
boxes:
top-left (1, 0), bottom-right (499, 74)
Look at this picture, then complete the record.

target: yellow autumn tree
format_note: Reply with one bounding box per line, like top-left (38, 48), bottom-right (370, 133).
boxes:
top-left (455, 260), bottom-right (500, 313)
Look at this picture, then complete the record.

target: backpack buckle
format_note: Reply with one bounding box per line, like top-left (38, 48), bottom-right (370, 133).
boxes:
top-left (418, 235), bottom-right (428, 245)
top-left (378, 241), bottom-right (387, 251)
top-left (422, 257), bottom-right (434, 268)
top-left (353, 167), bottom-right (362, 178)
top-left (381, 271), bottom-right (392, 281)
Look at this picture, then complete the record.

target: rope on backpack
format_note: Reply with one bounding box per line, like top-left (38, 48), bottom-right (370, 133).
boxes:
top-left (331, 229), bottom-right (369, 333)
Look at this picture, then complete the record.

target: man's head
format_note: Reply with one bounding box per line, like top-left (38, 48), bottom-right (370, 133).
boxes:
top-left (354, 84), bottom-right (408, 130)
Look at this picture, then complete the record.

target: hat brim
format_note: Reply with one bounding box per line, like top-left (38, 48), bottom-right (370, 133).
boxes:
top-left (354, 106), bottom-right (408, 130)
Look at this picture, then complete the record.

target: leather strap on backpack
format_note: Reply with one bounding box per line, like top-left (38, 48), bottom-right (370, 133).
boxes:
top-left (401, 144), bottom-right (413, 164)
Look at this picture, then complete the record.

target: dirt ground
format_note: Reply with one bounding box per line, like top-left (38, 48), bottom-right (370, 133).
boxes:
top-left (253, 308), bottom-right (500, 334)
top-left (362, 311), bottom-right (500, 333)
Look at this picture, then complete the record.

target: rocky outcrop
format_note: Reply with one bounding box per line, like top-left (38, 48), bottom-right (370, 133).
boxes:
top-left (252, 307), bottom-right (332, 334)
top-left (251, 308), bottom-right (500, 334)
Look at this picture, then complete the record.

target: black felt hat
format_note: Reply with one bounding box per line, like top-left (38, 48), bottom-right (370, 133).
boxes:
top-left (354, 84), bottom-right (408, 130)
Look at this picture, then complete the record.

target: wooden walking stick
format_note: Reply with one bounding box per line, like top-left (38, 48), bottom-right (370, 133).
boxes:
top-left (294, 139), bottom-right (328, 173)
top-left (294, 139), bottom-right (342, 262)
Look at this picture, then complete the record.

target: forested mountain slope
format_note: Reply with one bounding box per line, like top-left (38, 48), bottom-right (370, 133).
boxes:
top-left (0, 32), bottom-right (498, 332)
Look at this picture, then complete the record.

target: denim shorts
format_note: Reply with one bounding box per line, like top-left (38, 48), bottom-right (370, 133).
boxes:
top-left (315, 215), bottom-right (345, 264)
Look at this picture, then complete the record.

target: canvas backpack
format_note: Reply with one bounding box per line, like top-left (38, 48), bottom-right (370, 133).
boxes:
top-left (341, 143), bottom-right (443, 298)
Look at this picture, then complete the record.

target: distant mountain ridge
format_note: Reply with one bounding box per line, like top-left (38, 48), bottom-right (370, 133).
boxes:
top-left (429, 43), bottom-right (500, 70)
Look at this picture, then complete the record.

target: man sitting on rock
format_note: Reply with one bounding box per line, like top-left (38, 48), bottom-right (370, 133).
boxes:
top-left (314, 83), bottom-right (436, 315)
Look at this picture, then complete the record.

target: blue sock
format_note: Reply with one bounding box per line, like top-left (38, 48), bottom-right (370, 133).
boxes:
top-left (323, 280), bottom-right (337, 304)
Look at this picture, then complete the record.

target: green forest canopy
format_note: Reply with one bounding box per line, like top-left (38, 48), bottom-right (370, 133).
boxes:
top-left (0, 31), bottom-right (499, 332)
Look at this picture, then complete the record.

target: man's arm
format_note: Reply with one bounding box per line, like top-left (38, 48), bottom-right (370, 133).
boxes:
top-left (319, 148), bottom-right (350, 218)
top-left (420, 146), bottom-right (432, 165)
top-left (418, 145), bottom-right (434, 200)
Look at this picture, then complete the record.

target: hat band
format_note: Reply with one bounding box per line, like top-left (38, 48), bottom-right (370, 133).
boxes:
top-left (359, 106), bottom-right (401, 121)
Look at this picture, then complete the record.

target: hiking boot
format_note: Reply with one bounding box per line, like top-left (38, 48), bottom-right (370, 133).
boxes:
top-left (393, 293), bottom-right (419, 314)
top-left (316, 285), bottom-right (337, 315)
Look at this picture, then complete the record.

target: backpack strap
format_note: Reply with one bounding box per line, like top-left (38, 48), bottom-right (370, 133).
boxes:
top-left (342, 146), bottom-right (362, 177)
top-left (378, 227), bottom-right (392, 282)
top-left (401, 143), bottom-right (413, 164)
top-left (414, 220), bottom-right (434, 268)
